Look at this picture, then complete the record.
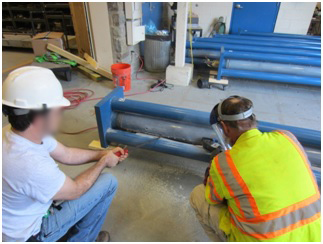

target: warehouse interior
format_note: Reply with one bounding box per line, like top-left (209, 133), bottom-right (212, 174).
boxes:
top-left (2, 2), bottom-right (321, 242)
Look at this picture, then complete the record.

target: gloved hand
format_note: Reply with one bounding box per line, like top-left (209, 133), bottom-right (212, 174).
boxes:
top-left (203, 166), bottom-right (210, 186)
top-left (204, 146), bottom-right (223, 185)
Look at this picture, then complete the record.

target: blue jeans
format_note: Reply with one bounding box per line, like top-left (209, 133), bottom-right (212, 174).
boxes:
top-left (36, 173), bottom-right (118, 242)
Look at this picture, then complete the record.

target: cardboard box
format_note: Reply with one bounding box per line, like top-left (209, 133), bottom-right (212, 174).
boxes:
top-left (32, 32), bottom-right (65, 56)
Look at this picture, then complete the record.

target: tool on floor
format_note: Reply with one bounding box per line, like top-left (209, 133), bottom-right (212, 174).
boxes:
top-left (150, 80), bottom-right (174, 92)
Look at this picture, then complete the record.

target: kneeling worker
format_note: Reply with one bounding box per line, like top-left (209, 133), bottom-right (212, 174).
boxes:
top-left (2, 67), bottom-right (128, 241)
top-left (190, 96), bottom-right (320, 242)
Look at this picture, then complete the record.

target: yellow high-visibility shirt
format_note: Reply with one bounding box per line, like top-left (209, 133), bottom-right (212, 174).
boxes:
top-left (205, 128), bottom-right (320, 242)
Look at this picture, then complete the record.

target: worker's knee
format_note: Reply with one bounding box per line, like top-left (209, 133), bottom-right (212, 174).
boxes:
top-left (94, 173), bottom-right (118, 198)
top-left (190, 184), bottom-right (206, 210)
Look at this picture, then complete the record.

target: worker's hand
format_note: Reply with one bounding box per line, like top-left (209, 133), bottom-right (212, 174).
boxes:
top-left (99, 147), bottom-right (128, 168)
top-left (99, 150), bottom-right (119, 168)
top-left (111, 147), bottom-right (128, 162)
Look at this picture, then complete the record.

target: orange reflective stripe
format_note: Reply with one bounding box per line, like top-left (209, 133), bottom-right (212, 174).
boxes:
top-left (231, 211), bottom-right (321, 240)
top-left (208, 193), bottom-right (221, 204)
top-left (208, 175), bottom-right (223, 201)
top-left (214, 155), bottom-right (245, 218)
top-left (225, 151), bottom-right (261, 217)
top-left (278, 131), bottom-right (320, 194)
top-left (233, 193), bottom-right (320, 223)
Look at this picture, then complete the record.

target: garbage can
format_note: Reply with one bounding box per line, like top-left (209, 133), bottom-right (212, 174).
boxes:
top-left (144, 34), bottom-right (171, 72)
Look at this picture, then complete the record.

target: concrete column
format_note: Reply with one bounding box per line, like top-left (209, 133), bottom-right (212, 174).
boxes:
top-left (166, 2), bottom-right (193, 86)
top-left (175, 2), bottom-right (188, 67)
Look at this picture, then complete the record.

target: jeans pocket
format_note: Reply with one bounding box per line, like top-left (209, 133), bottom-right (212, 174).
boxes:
top-left (39, 216), bottom-right (58, 241)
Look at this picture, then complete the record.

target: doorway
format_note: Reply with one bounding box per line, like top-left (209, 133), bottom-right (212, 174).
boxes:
top-left (230, 2), bottom-right (280, 34)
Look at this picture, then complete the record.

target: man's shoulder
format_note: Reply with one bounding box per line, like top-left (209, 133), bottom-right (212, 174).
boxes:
top-left (3, 146), bottom-right (56, 176)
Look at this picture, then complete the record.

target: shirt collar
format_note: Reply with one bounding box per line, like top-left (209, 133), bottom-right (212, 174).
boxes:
top-left (235, 128), bottom-right (262, 145)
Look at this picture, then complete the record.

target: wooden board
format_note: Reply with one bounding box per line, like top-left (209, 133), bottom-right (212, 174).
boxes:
top-left (69, 2), bottom-right (92, 57)
top-left (209, 70), bottom-right (218, 75)
top-left (88, 140), bottom-right (114, 150)
top-left (84, 53), bottom-right (98, 69)
top-left (208, 77), bottom-right (229, 85)
top-left (86, 3), bottom-right (114, 74)
top-left (47, 43), bottom-right (112, 79)
top-left (77, 66), bottom-right (102, 82)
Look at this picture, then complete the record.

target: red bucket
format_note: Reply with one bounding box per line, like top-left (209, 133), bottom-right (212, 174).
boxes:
top-left (111, 63), bottom-right (131, 91)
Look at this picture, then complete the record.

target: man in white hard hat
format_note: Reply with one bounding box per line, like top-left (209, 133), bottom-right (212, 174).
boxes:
top-left (2, 66), bottom-right (128, 242)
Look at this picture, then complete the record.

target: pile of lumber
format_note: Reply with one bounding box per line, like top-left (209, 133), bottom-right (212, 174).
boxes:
top-left (47, 43), bottom-right (112, 81)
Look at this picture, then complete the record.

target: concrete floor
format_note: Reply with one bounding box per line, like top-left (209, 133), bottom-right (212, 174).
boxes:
top-left (2, 49), bottom-right (321, 241)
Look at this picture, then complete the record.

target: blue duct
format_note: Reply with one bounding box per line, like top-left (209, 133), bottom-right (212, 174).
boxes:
top-left (187, 42), bottom-right (320, 57)
top-left (194, 37), bottom-right (320, 51)
top-left (213, 34), bottom-right (321, 45)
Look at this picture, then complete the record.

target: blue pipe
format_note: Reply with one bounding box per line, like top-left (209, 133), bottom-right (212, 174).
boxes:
top-left (194, 38), bottom-right (320, 51)
top-left (186, 58), bottom-right (321, 78)
top-left (105, 129), bottom-right (321, 183)
top-left (313, 169), bottom-right (321, 186)
top-left (258, 121), bottom-right (321, 149)
top-left (186, 50), bottom-right (321, 66)
top-left (220, 69), bottom-right (321, 87)
top-left (111, 98), bottom-right (211, 126)
top-left (187, 42), bottom-right (320, 57)
top-left (213, 34), bottom-right (320, 45)
top-left (186, 49), bottom-right (221, 59)
top-left (106, 129), bottom-right (211, 162)
top-left (239, 31), bottom-right (321, 41)
top-left (185, 57), bottom-right (205, 65)
top-left (227, 60), bottom-right (321, 78)
top-left (111, 97), bottom-right (321, 148)
top-left (221, 51), bottom-right (321, 66)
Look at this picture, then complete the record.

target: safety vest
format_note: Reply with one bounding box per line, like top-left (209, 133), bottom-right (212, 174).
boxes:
top-left (205, 128), bottom-right (320, 242)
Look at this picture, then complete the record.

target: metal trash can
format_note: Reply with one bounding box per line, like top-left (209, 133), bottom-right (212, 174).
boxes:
top-left (144, 34), bottom-right (171, 72)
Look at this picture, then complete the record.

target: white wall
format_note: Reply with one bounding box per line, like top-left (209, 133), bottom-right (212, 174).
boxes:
top-left (274, 2), bottom-right (316, 34)
top-left (191, 2), bottom-right (233, 36)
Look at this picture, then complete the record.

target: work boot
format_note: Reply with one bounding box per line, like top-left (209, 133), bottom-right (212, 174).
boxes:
top-left (96, 231), bottom-right (111, 242)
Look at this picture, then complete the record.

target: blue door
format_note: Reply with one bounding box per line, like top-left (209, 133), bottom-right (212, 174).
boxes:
top-left (230, 2), bottom-right (280, 34)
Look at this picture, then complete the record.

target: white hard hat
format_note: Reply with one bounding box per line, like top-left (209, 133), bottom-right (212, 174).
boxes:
top-left (2, 66), bottom-right (70, 110)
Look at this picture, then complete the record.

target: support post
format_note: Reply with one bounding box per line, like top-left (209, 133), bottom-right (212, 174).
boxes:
top-left (166, 2), bottom-right (193, 86)
top-left (175, 2), bottom-right (188, 67)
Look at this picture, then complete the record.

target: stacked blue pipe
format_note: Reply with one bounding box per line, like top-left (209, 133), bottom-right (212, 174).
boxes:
top-left (186, 32), bottom-right (321, 86)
